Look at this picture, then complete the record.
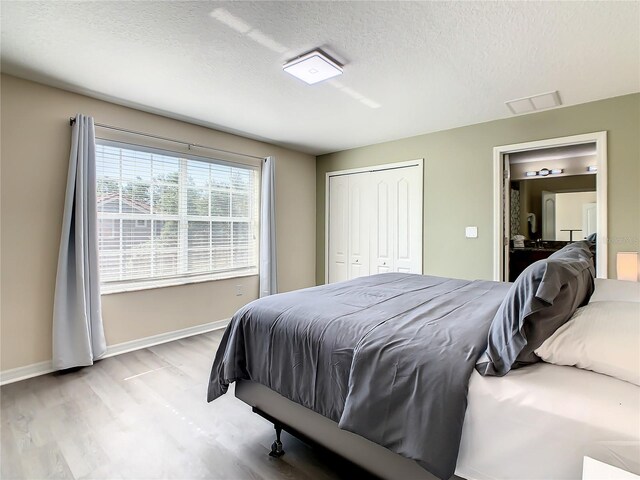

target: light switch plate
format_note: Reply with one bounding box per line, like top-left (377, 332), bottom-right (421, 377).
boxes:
top-left (465, 226), bottom-right (478, 238)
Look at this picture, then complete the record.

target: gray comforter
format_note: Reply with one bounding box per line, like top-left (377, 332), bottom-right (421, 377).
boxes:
top-left (207, 273), bottom-right (510, 479)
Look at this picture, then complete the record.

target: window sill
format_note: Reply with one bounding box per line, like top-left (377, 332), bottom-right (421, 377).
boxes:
top-left (100, 269), bottom-right (258, 295)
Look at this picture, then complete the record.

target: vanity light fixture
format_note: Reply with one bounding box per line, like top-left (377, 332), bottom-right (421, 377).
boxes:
top-left (283, 49), bottom-right (343, 85)
top-left (525, 168), bottom-right (564, 177)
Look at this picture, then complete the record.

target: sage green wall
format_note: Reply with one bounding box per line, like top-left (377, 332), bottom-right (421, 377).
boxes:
top-left (316, 93), bottom-right (640, 284)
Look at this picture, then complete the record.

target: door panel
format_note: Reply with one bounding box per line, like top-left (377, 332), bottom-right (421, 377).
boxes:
top-left (397, 178), bottom-right (410, 260)
top-left (583, 202), bottom-right (597, 238)
top-left (348, 174), bottom-right (370, 279)
top-left (542, 191), bottom-right (556, 241)
top-left (328, 176), bottom-right (349, 283)
top-left (370, 174), bottom-right (394, 274)
top-left (393, 167), bottom-right (422, 274)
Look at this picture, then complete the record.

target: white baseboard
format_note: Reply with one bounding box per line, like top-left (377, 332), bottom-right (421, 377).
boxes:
top-left (0, 361), bottom-right (56, 387)
top-left (102, 318), bottom-right (229, 358)
top-left (0, 318), bottom-right (229, 386)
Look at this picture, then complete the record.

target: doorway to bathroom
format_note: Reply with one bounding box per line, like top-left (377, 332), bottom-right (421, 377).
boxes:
top-left (493, 132), bottom-right (608, 281)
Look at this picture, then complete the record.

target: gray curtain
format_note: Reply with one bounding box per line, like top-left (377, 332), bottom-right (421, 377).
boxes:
top-left (52, 114), bottom-right (106, 370)
top-left (259, 156), bottom-right (277, 297)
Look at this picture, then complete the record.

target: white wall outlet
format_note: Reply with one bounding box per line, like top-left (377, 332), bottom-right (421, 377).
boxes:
top-left (235, 285), bottom-right (243, 296)
top-left (465, 226), bottom-right (478, 238)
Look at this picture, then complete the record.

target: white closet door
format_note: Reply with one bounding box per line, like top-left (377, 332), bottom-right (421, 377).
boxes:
top-left (328, 175), bottom-right (349, 283)
top-left (392, 166), bottom-right (422, 274)
top-left (370, 171), bottom-right (394, 274)
top-left (348, 173), bottom-right (370, 279)
top-left (327, 161), bottom-right (423, 284)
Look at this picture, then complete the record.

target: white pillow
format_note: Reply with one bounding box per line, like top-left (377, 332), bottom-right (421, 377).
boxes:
top-left (590, 278), bottom-right (640, 303)
top-left (535, 301), bottom-right (640, 386)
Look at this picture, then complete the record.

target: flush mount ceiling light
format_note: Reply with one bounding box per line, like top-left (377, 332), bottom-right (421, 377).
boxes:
top-left (506, 91), bottom-right (562, 115)
top-left (283, 49), bottom-right (343, 85)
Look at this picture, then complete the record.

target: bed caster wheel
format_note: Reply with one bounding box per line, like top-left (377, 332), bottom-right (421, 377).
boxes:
top-left (269, 440), bottom-right (284, 458)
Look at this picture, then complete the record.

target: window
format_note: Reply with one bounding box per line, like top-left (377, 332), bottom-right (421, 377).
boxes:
top-left (96, 141), bottom-right (259, 292)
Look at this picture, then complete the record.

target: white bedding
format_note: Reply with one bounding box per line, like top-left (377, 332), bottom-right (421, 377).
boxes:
top-left (590, 278), bottom-right (640, 303)
top-left (456, 362), bottom-right (640, 480)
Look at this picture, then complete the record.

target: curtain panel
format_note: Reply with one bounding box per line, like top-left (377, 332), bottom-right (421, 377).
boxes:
top-left (259, 156), bottom-right (277, 297)
top-left (52, 114), bottom-right (107, 370)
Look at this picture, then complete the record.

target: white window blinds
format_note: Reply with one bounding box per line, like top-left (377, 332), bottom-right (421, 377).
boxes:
top-left (96, 142), bottom-right (259, 292)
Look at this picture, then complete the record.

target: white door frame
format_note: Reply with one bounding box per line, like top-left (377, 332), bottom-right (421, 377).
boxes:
top-left (493, 131), bottom-right (607, 280)
top-left (325, 159), bottom-right (424, 284)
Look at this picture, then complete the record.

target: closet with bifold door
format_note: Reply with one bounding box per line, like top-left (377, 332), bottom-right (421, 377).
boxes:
top-left (327, 160), bottom-right (423, 284)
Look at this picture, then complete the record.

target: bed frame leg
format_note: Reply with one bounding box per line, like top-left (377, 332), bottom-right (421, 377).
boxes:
top-left (269, 424), bottom-right (285, 458)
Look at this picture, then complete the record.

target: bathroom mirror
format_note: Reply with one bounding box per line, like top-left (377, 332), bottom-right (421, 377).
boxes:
top-left (510, 174), bottom-right (596, 242)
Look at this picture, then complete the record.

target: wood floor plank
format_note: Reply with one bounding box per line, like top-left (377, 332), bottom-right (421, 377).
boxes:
top-left (9, 408), bottom-right (56, 453)
top-left (1, 417), bottom-right (26, 479)
top-left (1, 328), bottom-right (376, 480)
top-left (19, 442), bottom-right (74, 480)
top-left (56, 431), bottom-right (110, 480)
top-left (64, 378), bottom-right (118, 433)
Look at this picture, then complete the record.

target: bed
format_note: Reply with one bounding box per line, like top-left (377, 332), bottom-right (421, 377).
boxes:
top-left (208, 243), bottom-right (640, 480)
top-left (234, 360), bottom-right (640, 480)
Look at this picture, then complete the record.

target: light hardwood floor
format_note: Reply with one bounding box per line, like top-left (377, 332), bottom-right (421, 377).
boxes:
top-left (0, 330), bottom-right (376, 480)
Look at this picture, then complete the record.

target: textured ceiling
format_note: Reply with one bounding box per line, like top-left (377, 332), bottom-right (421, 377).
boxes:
top-left (1, 1), bottom-right (639, 155)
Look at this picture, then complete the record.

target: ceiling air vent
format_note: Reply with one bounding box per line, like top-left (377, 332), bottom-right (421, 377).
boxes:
top-left (506, 91), bottom-right (562, 115)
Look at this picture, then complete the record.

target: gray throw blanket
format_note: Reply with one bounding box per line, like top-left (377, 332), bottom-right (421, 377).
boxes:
top-left (208, 273), bottom-right (510, 479)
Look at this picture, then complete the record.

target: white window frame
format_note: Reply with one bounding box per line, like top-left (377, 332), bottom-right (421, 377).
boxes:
top-left (96, 139), bottom-right (260, 294)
